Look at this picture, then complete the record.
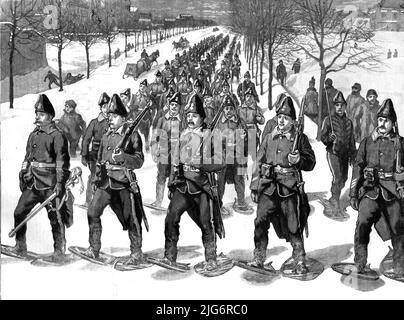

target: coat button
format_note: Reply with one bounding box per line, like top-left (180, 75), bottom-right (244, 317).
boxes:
top-left (33, 144), bottom-right (37, 148)
top-left (107, 146), bottom-right (112, 151)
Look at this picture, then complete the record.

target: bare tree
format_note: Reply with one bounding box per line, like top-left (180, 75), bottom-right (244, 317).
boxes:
top-left (0, 0), bottom-right (41, 108)
top-left (293, 0), bottom-right (379, 139)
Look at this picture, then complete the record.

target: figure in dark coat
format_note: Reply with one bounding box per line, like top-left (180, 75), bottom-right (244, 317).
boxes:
top-left (250, 96), bottom-right (316, 273)
top-left (44, 70), bottom-right (60, 89)
top-left (12, 94), bottom-right (71, 262)
top-left (349, 98), bottom-right (404, 277)
top-left (237, 71), bottom-right (259, 104)
top-left (276, 60), bottom-right (287, 86)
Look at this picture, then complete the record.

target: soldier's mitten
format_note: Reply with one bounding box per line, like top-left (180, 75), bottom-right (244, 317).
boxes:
top-left (350, 197), bottom-right (359, 211)
top-left (81, 157), bottom-right (88, 167)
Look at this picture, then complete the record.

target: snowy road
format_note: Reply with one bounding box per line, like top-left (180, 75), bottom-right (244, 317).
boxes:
top-left (1, 27), bottom-right (404, 300)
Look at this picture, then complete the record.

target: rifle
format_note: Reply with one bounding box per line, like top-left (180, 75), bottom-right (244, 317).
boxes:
top-left (9, 167), bottom-right (83, 238)
top-left (291, 97), bottom-right (310, 238)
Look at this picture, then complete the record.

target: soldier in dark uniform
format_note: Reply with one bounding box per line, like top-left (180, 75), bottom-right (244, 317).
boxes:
top-left (196, 69), bottom-right (210, 92)
top-left (130, 79), bottom-right (152, 152)
top-left (215, 60), bottom-right (231, 81)
top-left (84, 94), bottom-right (146, 265)
top-left (211, 71), bottom-right (225, 97)
top-left (149, 70), bottom-right (166, 129)
top-left (261, 93), bottom-right (287, 142)
top-left (321, 91), bottom-right (356, 217)
top-left (163, 94), bottom-right (225, 270)
top-left (192, 79), bottom-right (204, 99)
top-left (349, 99), bottom-right (404, 277)
top-left (237, 71), bottom-right (259, 104)
top-left (177, 69), bottom-right (193, 107)
top-left (162, 60), bottom-right (175, 86)
top-left (150, 92), bottom-right (183, 207)
top-left (214, 80), bottom-right (238, 111)
top-left (217, 95), bottom-right (251, 214)
top-left (156, 86), bottom-right (177, 128)
top-left (81, 92), bottom-right (110, 207)
top-left (202, 87), bottom-right (216, 125)
top-left (231, 54), bottom-right (241, 82)
top-left (238, 87), bottom-right (265, 156)
top-left (250, 96), bottom-right (316, 273)
top-left (120, 88), bottom-right (135, 112)
top-left (12, 94), bottom-right (71, 262)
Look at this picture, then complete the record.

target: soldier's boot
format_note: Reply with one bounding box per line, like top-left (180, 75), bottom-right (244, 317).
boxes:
top-left (291, 235), bottom-right (308, 274)
top-left (124, 230), bottom-right (144, 265)
top-left (151, 183), bottom-right (165, 207)
top-left (354, 243), bottom-right (368, 273)
top-left (85, 223), bottom-right (102, 259)
top-left (233, 198), bottom-right (252, 213)
top-left (247, 248), bottom-right (266, 268)
top-left (9, 236), bottom-right (28, 256)
top-left (390, 236), bottom-right (404, 277)
top-left (164, 238), bottom-right (178, 264)
top-left (204, 241), bottom-right (218, 271)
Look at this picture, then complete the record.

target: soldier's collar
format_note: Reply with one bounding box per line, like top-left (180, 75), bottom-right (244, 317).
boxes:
top-left (272, 126), bottom-right (295, 141)
top-left (107, 124), bottom-right (125, 136)
top-left (35, 121), bottom-right (58, 134)
top-left (241, 100), bottom-right (256, 109)
top-left (165, 112), bottom-right (181, 121)
top-left (372, 128), bottom-right (395, 141)
top-left (222, 113), bottom-right (238, 123)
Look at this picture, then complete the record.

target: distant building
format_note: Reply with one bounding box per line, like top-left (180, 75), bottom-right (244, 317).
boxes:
top-left (369, 0), bottom-right (404, 31)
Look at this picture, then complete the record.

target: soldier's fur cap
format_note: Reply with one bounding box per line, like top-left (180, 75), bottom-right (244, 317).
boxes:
top-left (276, 96), bottom-right (296, 120)
top-left (65, 99), bottom-right (77, 108)
top-left (98, 92), bottom-right (111, 106)
top-left (377, 98), bottom-right (397, 123)
top-left (108, 94), bottom-right (128, 117)
top-left (35, 94), bottom-right (55, 117)
top-left (366, 89), bottom-right (378, 98)
top-left (244, 71), bottom-right (251, 78)
top-left (185, 94), bottom-right (205, 118)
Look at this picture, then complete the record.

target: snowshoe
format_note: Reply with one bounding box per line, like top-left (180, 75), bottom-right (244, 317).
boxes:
top-left (319, 199), bottom-right (349, 222)
top-left (113, 255), bottom-right (153, 271)
top-left (74, 203), bottom-right (88, 210)
top-left (143, 201), bottom-right (167, 213)
top-left (379, 247), bottom-right (404, 283)
top-left (31, 253), bottom-right (78, 267)
top-left (281, 256), bottom-right (324, 281)
top-left (146, 256), bottom-right (191, 272)
top-left (331, 262), bottom-right (380, 281)
top-left (1, 244), bottom-right (43, 261)
top-left (194, 253), bottom-right (234, 277)
top-left (233, 260), bottom-right (278, 276)
top-left (232, 198), bottom-right (254, 215)
top-left (69, 246), bottom-right (127, 266)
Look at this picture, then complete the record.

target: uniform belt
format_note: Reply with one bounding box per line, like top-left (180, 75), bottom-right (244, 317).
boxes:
top-left (183, 164), bottom-right (201, 173)
top-left (274, 165), bottom-right (297, 175)
top-left (245, 124), bottom-right (257, 129)
top-left (105, 163), bottom-right (126, 171)
top-left (30, 162), bottom-right (56, 168)
top-left (377, 171), bottom-right (394, 180)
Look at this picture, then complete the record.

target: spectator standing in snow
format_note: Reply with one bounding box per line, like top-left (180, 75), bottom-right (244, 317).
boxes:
top-left (321, 78), bottom-right (338, 121)
top-left (387, 49), bottom-right (392, 59)
top-left (304, 76), bottom-right (318, 122)
top-left (360, 89), bottom-right (380, 141)
top-left (346, 83), bottom-right (367, 143)
top-left (394, 49), bottom-right (398, 58)
top-left (276, 60), bottom-right (287, 86)
top-left (292, 58), bottom-right (301, 74)
top-left (44, 70), bottom-right (60, 89)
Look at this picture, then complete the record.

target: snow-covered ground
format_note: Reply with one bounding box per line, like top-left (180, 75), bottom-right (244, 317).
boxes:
top-left (1, 27), bottom-right (404, 300)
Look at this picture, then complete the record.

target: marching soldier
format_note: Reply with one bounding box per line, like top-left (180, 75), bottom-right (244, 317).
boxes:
top-left (250, 96), bottom-right (316, 273)
top-left (120, 88), bottom-right (134, 112)
top-left (163, 94), bottom-right (225, 271)
top-left (215, 60), bottom-right (231, 81)
top-left (155, 86), bottom-right (177, 128)
top-left (261, 93), bottom-right (287, 142)
top-left (150, 92), bottom-right (183, 207)
top-left (84, 94), bottom-right (147, 265)
top-left (56, 99), bottom-right (86, 158)
top-left (196, 69), bottom-right (210, 92)
top-left (320, 91), bottom-right (356, 218)
top-left (202, 87), bottom-right (216, 124)
top-left (349, 98), bottom-right (404, 278)
top-left (11, 94), bottom-right (71, 262)
top-left (192, 78), bottom-right (204, 99)
top-left (177, 70), bottom-right (193, 107)
top-left (162, 60), bottom-right (175, 86)
top-left (231, 54), bottom-right (241, 82)
top-left (238, 87), bottom-right (265, 156)
top-left (211, 71), bottom-right (225, 97)
top-left (130, 79), bottom-right (152, 152)
top-left (237, 71), bottom-right (259, 104)
top-left (149, 70), bottom-right (166, 129)
top-left (217, 95), bottom-right (252, 214)
top-left (214, 79), bottom-right (238, 110)
top-left (81, 92), bottom-right (110, 207)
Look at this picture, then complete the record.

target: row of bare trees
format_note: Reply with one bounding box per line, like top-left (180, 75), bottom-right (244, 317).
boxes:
top-left (1, 0), bottom-right (208, 108)
top-left (230, 0), bottom-right (379, 139)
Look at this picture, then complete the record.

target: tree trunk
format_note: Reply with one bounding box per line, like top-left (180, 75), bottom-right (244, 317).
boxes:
top-left (254, 41), bottom-right (259, 85)
top-left (107, 37), bottom-right (112, 67)
top-left (125, 32), bottom-right (128, 58)
top-left (85, 41), bottom-right (90, 79)
top-left (317, 67), bottom-right (326, 140)
top-left (268, 49), bottom-right (273, 110)
top-left (58, 42), bottom-right (63, 91)
top-left (9, 29), bottom-right (15, 109)
top-left (142, 31), bottom-right (144, 48)
top-left (260, 40), bottom-right (265, 95)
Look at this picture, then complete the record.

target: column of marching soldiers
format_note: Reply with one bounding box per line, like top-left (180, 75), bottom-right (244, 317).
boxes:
top-left (3, 31), bottom-right (404, 282)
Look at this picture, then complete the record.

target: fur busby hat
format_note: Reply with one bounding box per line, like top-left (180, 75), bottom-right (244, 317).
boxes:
top-left (276, 96), bottom-right (296, 120)
top-left (35, 94), bottom-right (55, 117)
top-left (169, 92), bottom-right (181, 105)
top-left (366, 89), bottom-right (378, 98)
top-left (120, 88), bottom-right (131, 97)
top-left (352, 82), bottom-right (361, 91)
top-left (98, 92), bottom-right (111, 106)
top-left (108, 94), bottom-right (128, 117)
top-left (185, 94), bottom-right (205, 118)
top-left (244, 71), bottom-right (251, 78)
top-left (140, 79), bottom-right (148, 87)
top-left (377, 98), bottom-right (397, 123)
top-left (325, 78), bottom-right (333, 86)
top-left (193, 79), bottom-right (203, 88)
top-left (65, 99), bottom-right (77, 108)
top-left (155, 70), bottom-right (162, 77)
top-left (333, 91), bottom-right (346, 105)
